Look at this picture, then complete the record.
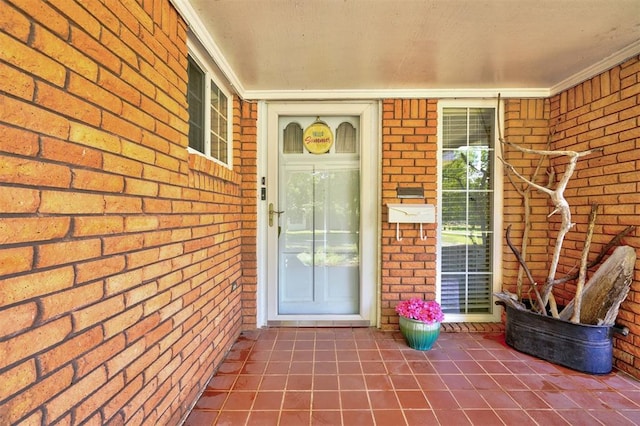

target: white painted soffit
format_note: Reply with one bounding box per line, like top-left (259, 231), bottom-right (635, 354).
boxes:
top-left (550, 39), bottom-right (640, 96)
top-left (171, 0), bottom-right (640, 100)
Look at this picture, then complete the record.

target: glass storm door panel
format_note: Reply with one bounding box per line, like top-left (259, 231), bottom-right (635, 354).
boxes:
top-left (277, 116), bottom-right (360, 315)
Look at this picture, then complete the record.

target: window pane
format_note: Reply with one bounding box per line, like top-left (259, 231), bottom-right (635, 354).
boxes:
top-left (466, 148), bottom-right (491, 190)
top-left (467, 275), bottom-right (492, 312)
top-left (441, 192), bottom-right (466, 224)
top-left (441, 245), bottom-right (466, 273)
top-left (209, 131), bottom-right (217, 158)
top-left (442, 108), bottom-right (468, 149)
top-left (443, 108), bottom-right (495, 149)
top-left (442, 149), bottom-right (468, 190)
top-left (187, 57), bottom-right (204, 153)
top-left (468, 234), bottom-right (492, 272)
top-left (336, 122), bottom-right (357, 153)
top-left (218, 138), bottom-right (227, 163)
top-left (220, 116), bottom-right (228, 140)
top-left (468, 108), bottom-right (495, 146)
top-left (209, 81), bottom-right (229, 164)
top-left (211, 85), bottom-right (219, 110)
top-left (219, 90), bottom-right (228, 114)
top-left (211, 109), bottom-right (219, 135)
top-left (468, 192), bottom-right (491, 232)
top-left (441, 274), bottom-right (466, 312)
top-left (283, 122), bottom-right (303, 153)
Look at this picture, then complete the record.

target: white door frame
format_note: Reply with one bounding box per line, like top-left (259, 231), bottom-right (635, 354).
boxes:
top-left (256, 101), bottom-right (380, 327)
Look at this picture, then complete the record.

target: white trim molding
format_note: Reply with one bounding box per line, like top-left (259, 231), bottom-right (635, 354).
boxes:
top-left (242, 88), bottom-right (551, 101)
top-left (551, 39), bottom-right (640, 96)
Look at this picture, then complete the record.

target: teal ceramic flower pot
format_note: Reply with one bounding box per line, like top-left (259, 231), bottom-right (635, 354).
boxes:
top-left (399, 317), bottom-right (441, 350)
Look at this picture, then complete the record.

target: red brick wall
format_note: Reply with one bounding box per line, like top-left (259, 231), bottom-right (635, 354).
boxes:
top-left (501, 99), bottom-right (554, 297)
top-left (548, 56), bottom-right (640, 378)
top-left (380, 99), bottom-right (438, 330)
top-left (238, 101), bottom-right (259, 329)
top-left (502, 56), bottom-right (640, 378)
top-left (0, 0), bottom-right (250, 423)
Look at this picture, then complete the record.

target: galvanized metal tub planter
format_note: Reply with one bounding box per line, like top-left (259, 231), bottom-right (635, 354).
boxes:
top-left (503, 303), bottom-right (628, 374)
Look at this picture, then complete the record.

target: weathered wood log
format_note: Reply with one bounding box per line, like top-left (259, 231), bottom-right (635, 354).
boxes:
top-left (553, 225), bottom-right (636, 285)
top-left (559, 245), bottom-right (636, 325)
top-left (493, 291), bottom-right (527, 310)
top-left (571, 203), bottom-right (597, 323)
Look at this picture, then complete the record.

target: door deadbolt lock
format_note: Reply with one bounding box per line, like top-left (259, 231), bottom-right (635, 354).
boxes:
top-left (268, 203), bottom-right (284, 227)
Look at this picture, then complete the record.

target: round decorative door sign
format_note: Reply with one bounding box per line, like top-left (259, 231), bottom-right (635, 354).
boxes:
top-left (303, 119), bottom-right (333, 154)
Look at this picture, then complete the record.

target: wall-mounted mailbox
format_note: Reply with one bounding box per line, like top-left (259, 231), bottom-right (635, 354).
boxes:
top-left (387, 204), bottom-right (435, 223)
top-left (387, 203), bottom-right (436, 241)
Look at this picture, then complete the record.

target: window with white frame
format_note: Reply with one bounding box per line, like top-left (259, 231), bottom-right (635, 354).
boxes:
top-left (438, 102), bottom-right (501, 321)
top-left (187, 52), bottom-right (231, 166)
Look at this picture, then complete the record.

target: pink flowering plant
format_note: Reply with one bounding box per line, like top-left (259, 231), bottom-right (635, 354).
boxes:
top-left (395, 297), bottom-right (444, 324)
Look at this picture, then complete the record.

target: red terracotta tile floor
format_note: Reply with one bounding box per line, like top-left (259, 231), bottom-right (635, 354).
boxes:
top-left (183, 328), bottom-right (640, 425)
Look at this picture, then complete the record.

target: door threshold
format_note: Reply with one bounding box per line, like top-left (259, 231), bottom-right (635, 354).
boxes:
top-left (267, 320), bottom-right (371, 327)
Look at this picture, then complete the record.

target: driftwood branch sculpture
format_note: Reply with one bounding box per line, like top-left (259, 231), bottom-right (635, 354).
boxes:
top-left (496, 96), bottom-right (634, 326)
top-left (499, 140), bottom-right (602, 315)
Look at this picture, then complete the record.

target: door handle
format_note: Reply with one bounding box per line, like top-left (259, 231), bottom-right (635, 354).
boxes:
top-left (268, 203), bottom-right (284, 227)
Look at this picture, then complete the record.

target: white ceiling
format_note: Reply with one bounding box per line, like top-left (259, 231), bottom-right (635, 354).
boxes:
top-left (181, 0), bottom-right (640, 99)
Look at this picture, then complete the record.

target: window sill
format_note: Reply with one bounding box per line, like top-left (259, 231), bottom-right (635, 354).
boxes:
top-left (188, 151), bottom-right (241, 184)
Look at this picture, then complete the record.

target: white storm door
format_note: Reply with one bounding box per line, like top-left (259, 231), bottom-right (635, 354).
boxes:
top-left (264, 102), bottom-right (378, 324)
